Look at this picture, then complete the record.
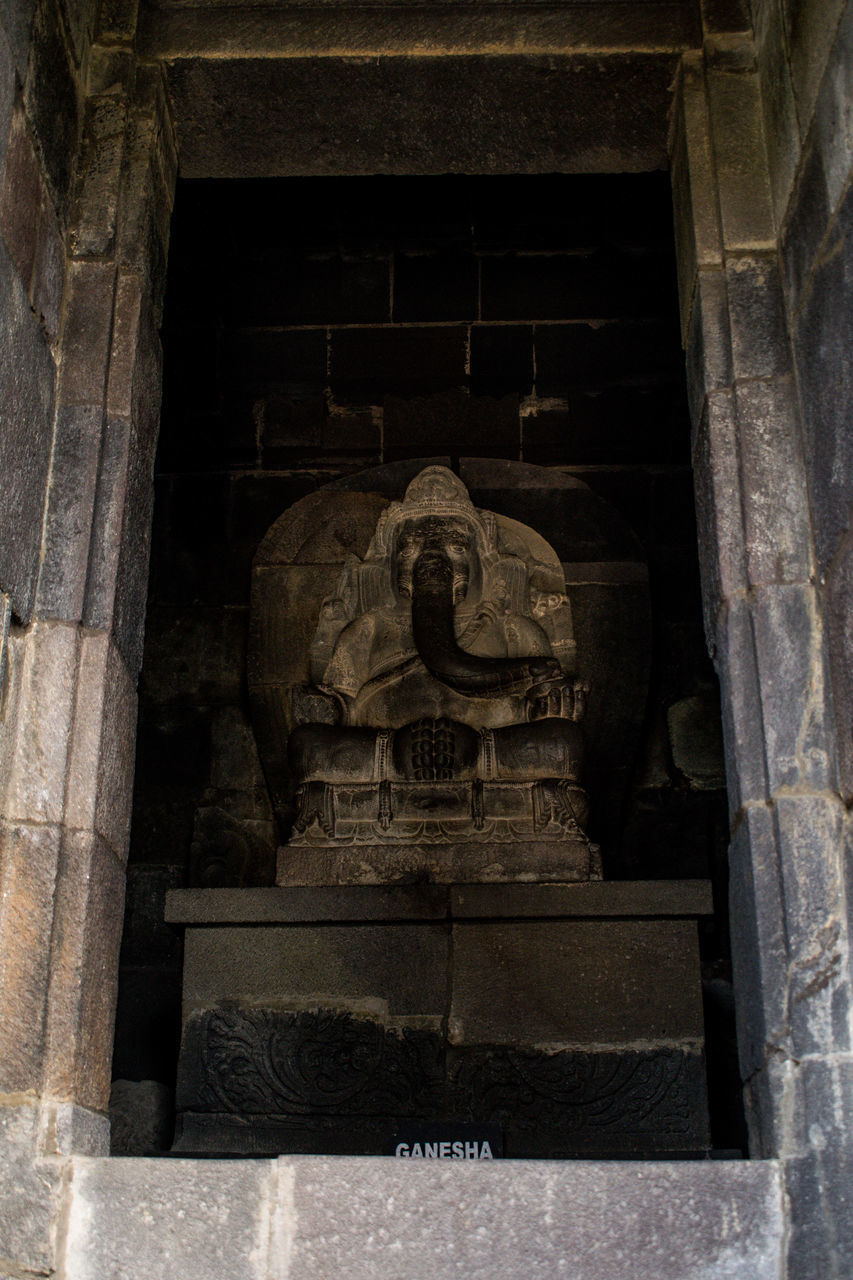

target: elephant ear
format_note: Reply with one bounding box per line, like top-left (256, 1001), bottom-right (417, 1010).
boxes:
top-left (248, 489), bottom-right (390, 836)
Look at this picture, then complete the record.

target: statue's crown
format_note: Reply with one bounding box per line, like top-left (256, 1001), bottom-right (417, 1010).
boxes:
top-left (367, 465), bottom-right (493, 562)
top-left (401, 466), bottom-right (476, 516)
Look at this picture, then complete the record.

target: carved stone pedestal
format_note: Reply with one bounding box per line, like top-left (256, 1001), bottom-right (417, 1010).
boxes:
top-left (167, 881), bottom-right (712, 1159)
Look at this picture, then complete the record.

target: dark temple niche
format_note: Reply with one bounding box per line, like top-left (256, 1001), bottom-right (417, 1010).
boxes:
top-left (171, 460), bottom-right (712, 1158)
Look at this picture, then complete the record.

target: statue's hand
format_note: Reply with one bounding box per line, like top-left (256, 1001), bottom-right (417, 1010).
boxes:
top-left (526, 673), bottom-right (588, 722)
top-left (527, 656), bottom-right (562, 684)
top-left (291, 684), bottom-right (345, 726)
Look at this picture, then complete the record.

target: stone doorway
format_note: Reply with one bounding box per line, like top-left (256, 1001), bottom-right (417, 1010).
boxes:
top-left (112, 171), bottom-right (744, 1158)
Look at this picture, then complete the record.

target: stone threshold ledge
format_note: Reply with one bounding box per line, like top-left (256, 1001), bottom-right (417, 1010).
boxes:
top-left (165, 879), bottom-right (713, 925)
top-left (63, 1155), bottom-right (783, 1280)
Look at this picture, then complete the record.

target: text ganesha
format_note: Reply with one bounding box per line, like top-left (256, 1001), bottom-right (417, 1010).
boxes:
top-left (394, 1140), bottom-right (495, 1159)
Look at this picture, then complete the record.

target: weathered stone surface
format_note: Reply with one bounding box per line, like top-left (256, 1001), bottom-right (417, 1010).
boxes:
top-left (748, 584), bottom-right (835, 794)
top-left (734, 378), bottom-right (813, 586)
top-left (42, 1101), bottom-right (109, 1157)
top-left (0, 0), bottom-right (35, 80)
top-left (141, 0), bottom-right (699, 62)
top-left (727, 803), bottom-right (789, 1082)
top-left (785, 0), bottom-right (846, 145)
top-left (706, 68), bottom-right (776, 251)
top-left (669, 55), bottom-right (723, 337)
top-left (713, 595), bottom-right (769, 813)
top-left (781, 140), bottom-right (830, 316)
top-left (813, 0), bottom-right (853, 212)
top-left (41, 831), bottom-right (126, 1111)
top-left (0, 620), bottom-right (78, 824)
top-left (64, 1156), bottom-right (277, 1280)
top-left (69, 92), bottom-right (128, 258)
top-left (85, 285), bottom-right (162, 653)
top-left (23, 0), bottom-right (79, 215)
top-left (795, 1053), bottom-right (853, 1154)
top-left (791, 178), bottom-right (853, 573)
top-left (167, 883), bottom-right (449, 925)
top-left (451, 919), bottom-right (703, 1047)
top-left (0, 99), bottom-right (42, 289)
top-left (684, 266), bottom-right (731, 428)
top-left (182, 923), bottom-right (449, 1019)
top-left (725, 253), bottom-right (791, 381)
top-left (0, 819), bottom-right (61, 1091)
top-left (279, 840), bottom-right (599, 888)
top-left (105, 270), bottom-right (146, 420)
top-left (0, 17), bottom-right (13, 177)
top-left (165, 54), bottom-right (677, 180)
top-left (753, 0), bottom-right (802, 223)
top-left (175, 1007), bottom-right (707, 1157)
top-left (58, 0), bottom-right (98, 65)
top-left (285, 1156), bottom-right (783, 1280)
top-left (730, 792), bottom-right (851, 1091)
top-left (692, 388), bottom-right (746, 632)
top-left (450, 880), bottom-right (713, 919)
top-left (57, 259), bottom-right (116, 406)
top-left (83, 415), bottom-right (133, 631)
top-left (111, 413), bottom-right (159, 676)
top-left (785, 1140), bottom-right (853, 1280)
top-left (31, 174), bottom-right (64, 344)
top-left (827, 536), bottom-right (853, 803)
top-left (0, 233), bottom-right (56, 621)
top-left (65, 632), bottom-right (138, 858)
top-left (774, 795), bottom-right (850, 1060)
top-left (167, 880), bottom-right (711, 925)
top-left (0, 1103), bottom-right (64, 1275)
top-left (36, 404), bottom-right (103, 620)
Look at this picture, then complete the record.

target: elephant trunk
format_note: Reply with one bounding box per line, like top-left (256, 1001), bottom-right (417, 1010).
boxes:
top-left (411, 548), bottom-right (560, 696)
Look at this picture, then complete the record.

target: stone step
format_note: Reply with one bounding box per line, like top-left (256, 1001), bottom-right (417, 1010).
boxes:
top-left (65, 1155), bottom-right (783, 1280)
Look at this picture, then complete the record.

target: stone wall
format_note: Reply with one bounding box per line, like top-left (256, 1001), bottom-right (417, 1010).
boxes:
top-left (670, 0), bottom-right (853, 1271)
top-left (0, 0), bottom-right (176, 1268)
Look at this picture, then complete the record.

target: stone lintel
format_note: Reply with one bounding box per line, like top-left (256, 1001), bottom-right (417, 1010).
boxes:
top-left (139, 3), bottom-right (700, 61)
top-left (155, 52), bottom-right (679, 178)
top-left (165, 878), bottom-right (713, 924)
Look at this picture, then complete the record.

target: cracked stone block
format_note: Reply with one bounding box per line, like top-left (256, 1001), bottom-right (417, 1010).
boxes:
top-left (749, 583), bottom-right (836, 795)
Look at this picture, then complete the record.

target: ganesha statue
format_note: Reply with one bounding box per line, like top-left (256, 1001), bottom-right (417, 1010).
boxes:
top-left (268, 466), bottom-right (601, 884)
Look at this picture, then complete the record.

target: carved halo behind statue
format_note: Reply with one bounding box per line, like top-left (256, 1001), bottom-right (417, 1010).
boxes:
top-left (257, 465), bottom-right (599, 884)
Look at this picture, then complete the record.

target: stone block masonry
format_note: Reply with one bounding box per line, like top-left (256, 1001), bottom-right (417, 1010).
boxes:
top-left (60, 1155), bottom-right (783, 1280)
top-left (160, 173), bottom-right (688, 474)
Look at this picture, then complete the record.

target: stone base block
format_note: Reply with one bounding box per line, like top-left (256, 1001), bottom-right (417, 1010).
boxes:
top-left (173, 1009), bottom-right (708, 1157)
top-left (276, 837), bottom-right (601, 886)
top-left (169, 882), bottom-right (711, 1159)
